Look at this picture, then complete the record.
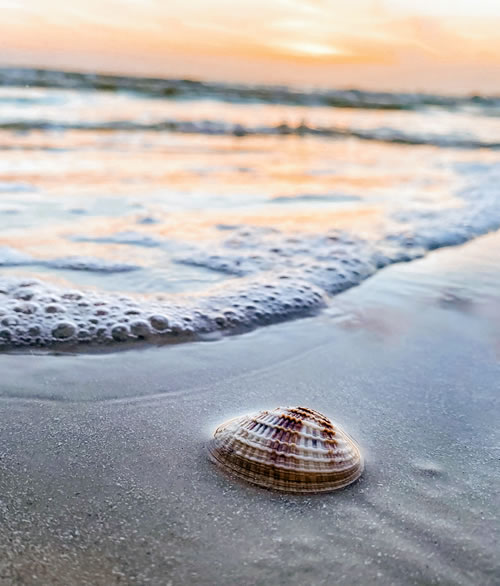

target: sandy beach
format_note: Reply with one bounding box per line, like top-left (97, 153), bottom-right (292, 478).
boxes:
top-left (2, 1), bottom-right (500, 582)
top-left (1, 231), bottom-right (499, 585)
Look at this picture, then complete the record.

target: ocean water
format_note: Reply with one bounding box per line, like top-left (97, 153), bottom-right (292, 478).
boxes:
top-left (1, 67), bottom-right (500, 349)
top-left (1, 69), bottom-right (500, 584)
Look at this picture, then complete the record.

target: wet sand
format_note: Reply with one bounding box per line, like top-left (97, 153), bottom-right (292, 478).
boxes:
top-left (1, 233), bottom-right (499, 586)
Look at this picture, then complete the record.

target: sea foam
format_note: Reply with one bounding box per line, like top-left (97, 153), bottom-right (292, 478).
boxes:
top-left (0, 163), bottom-right (499, 348)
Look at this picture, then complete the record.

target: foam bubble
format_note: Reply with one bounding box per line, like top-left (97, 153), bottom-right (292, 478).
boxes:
top-left (52, 322), bottom-right (77, 339)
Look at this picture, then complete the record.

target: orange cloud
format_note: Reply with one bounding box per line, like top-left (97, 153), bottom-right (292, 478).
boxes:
top-left (1, 0), bottom-right (499, 92)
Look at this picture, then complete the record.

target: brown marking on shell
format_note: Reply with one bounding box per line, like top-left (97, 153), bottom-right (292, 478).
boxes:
top-left (208, 406), bottom-right (363, 493)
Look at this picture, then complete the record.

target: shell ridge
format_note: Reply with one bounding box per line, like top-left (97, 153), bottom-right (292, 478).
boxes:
top-left (209, 406), bottom-right (363, 493)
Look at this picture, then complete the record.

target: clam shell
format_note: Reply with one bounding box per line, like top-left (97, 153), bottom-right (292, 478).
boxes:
top-left (208, 406), bottom-right (363, 493)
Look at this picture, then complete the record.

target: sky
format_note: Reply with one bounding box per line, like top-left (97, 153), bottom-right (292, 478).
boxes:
top-left (1, 0), bottom-right (500, 93)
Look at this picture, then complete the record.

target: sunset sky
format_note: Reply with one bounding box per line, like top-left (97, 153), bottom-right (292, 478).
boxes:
top-left (1, 0), bottom-right (500, 93)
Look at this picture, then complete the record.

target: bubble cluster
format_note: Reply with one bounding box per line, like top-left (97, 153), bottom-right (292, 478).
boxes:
top-left (177, 228), bottom-right (379, 296)
top-left (0, 274), bottom-right (326, 348)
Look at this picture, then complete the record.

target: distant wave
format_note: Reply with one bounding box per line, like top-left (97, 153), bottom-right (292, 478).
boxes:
top-left (1, 67), bottom-right (500, 112)
top-left (2, 117), bottom-right (498, 149)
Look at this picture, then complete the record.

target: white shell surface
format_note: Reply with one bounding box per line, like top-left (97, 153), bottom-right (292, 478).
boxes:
top-left (208, 406), bottom-right (363, 493)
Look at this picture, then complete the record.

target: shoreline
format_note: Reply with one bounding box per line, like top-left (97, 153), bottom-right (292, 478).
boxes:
top-left (1, 231), bottom-right (499, 584)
